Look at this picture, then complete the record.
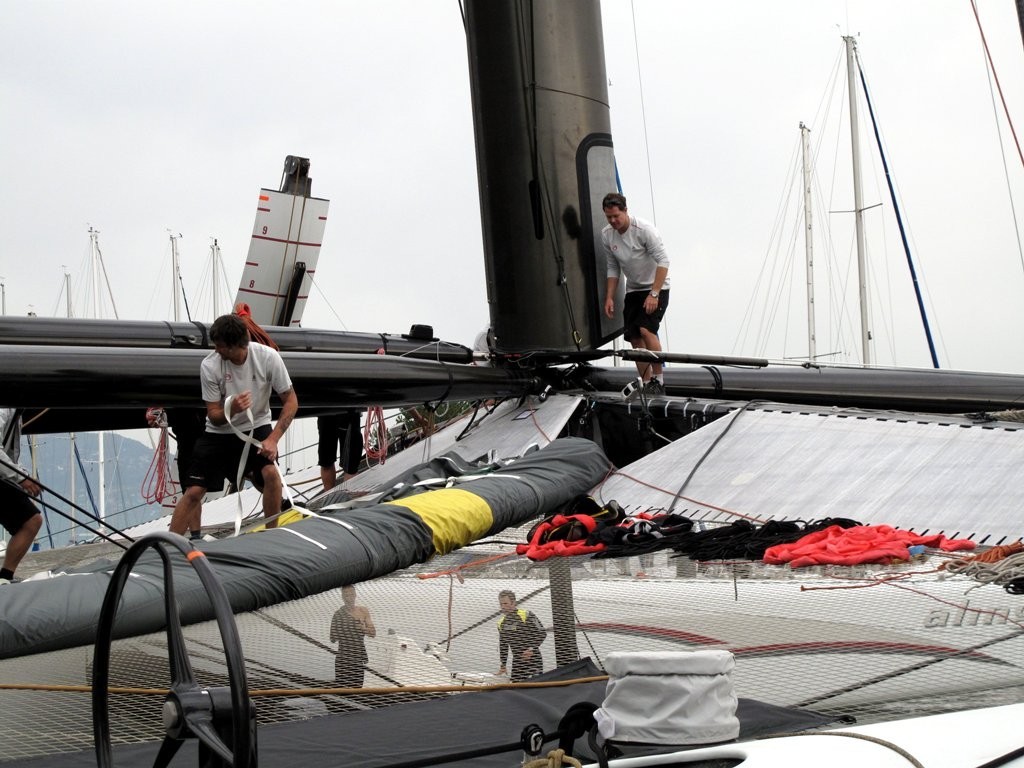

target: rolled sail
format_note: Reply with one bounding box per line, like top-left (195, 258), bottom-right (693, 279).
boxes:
top-left (0, 437), bottom-right (610, 660)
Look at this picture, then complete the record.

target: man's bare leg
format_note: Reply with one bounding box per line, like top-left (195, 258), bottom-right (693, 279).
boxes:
top-left (637, 328), bottom-right (664, 379)
top-left (629, 337), bottom-right (661, 382)
top-left (320, 465), bottom-right (338, 491)
top-left (2, 513), bottom-right (42, 577)
top-left (169, 486), bottom-right (205, 536)
top-left (261, 465), bottom-right (283, 529)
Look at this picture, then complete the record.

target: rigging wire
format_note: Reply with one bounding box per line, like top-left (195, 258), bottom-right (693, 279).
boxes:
top-left (625, 1), bottom-right (670, 354)
top-left (731, 133), bottom-right (798, 357)
top-left (0, 452), bottom-right (132, 549)
top-left (749, 36), bottom-right (947, 369)
top-left (807, 63), bottom-right (861, 362)
top-left (822, 42), bottom-right (872, 364)
top-left (969, 0), bottom-right (1024, 173)
top-left (185, 240), bottom-right (234, 322)
top-left (845, 45), bottom-right (900, 367)
top-left (969, 0), bottom-right (1024, 281)
top-left (629, 0), bottom-right (657, 226)
top-left (306, 274), bottom-right (349, 331)
top-left (855, 48), bottom-right (940, 368)
top-left (734, 43), bottom-right (857, 362)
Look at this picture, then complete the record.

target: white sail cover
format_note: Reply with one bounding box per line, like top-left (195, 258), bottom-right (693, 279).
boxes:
top-left (595, 650), bottom-right (740, 746)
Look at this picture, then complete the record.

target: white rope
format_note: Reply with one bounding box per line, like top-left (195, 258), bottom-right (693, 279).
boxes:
top-left (945, 551), bottom-right (1024, 592)
top-left (275, 526), bottom-right (328, 550)
top-left (222, 395), bottom-right (297, 537)
top-left (295, 509), bottom-right (356, 532)
top-left (406, 473), bottom-right (524, 492)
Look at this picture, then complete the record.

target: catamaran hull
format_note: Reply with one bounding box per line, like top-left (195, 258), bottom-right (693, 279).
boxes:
top-left (595, 702), bottom-right (1024, 767)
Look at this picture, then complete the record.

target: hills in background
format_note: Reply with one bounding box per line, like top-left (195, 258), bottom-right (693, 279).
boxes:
top-left (15, 420), bottom-right (323, 550)
top-left (16, 432), bottom-right (168, 549)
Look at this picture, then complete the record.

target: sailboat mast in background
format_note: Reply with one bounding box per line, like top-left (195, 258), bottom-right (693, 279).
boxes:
top-left (62, 269), bottom-right (79, 543)
top-left (210, 238), bottom-right (224, 319)
top-left (843, 36), bottom-right (872, 365)
top-left (85, 227), bottom-right (119, 323)
top-left (800, 122), bottom-right (817, 362)
top-left (168, 232), bottom-right (183, 322)
top-left (85, 226), bottom-right (119, 523)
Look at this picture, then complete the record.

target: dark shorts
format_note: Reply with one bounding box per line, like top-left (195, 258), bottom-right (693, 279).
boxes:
top-left (317, 412), bottom-right (363, 475)
top-left (167, 408), bottom-right (206, 490)
top-left (511, 654), bottom-right (543, 682)
top-left (623, 289), bottom-right (670, 341)
top-left (335, 654), bottom-right (367, 688)
top-left (0, 480), bottom-right (40, 536)
top-left (185, 425), bottom-right (274, 493)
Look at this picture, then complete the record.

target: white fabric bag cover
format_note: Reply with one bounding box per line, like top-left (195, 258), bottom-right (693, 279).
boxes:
top-left (594, 650), bottom-right (739, 745)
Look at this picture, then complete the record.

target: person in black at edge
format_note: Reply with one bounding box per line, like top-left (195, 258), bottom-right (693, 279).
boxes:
top-left (165, 407), bottom-right (206, 492)
top-left (317, 410), bottom-right (363, 490)
top-left (330, 585), bottom-right (376, 687)
top-left (497, 589), bottom-right (547, 681)
top-left (0, 408), bottom-right (42, 585)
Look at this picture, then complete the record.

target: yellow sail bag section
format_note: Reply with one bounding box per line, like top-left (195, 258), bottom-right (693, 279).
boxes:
top-left (387, 489), bottom-right (494, 554)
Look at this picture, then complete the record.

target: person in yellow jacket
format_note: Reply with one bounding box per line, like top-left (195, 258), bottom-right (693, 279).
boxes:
top-left (497, 589), bottom-right (546, 681)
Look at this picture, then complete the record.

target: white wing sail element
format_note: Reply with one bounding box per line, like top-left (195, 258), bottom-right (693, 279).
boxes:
top-left (234, 155), bottom-right (329, 327)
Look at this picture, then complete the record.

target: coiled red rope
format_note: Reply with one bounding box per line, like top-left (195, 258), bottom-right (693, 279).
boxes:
top-left (364, 406), bottom-right (389, 465)
top-left (141, 408), bottom-right (178, 504)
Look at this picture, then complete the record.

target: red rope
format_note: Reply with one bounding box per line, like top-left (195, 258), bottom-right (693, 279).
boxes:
top-left (141, 420), bottom-right (178, 504)
top-left (969, 0), bottom-right (1024, 171)
top-left (364, 406), bottom-right (389, 465)
top-left (362, 347), bottom-right (390, 465)
top-left (234, 303), bottom-right (280, 349)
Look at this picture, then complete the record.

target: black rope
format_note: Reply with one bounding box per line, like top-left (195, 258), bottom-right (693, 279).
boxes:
top-left (455, 397), bottom-right (507, 442)
top-left (0, 454), bottom-right (132, 548)
top-left (702, 364), bottom-right (724, 395)
top-left (454, 400), bottom-right (483, 441)
top-left (667, 402), bottom-right (751, 514)
top-left (423, 364), bottom-right (454, 414)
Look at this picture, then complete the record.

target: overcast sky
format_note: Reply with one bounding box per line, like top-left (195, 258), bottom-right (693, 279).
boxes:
top-left (2, 1), bottom-right (1023, 374)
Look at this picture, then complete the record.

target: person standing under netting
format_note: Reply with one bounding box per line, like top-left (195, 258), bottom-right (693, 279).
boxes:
top-left (330, 584), bottom-right (376, 688)
top-left (497, 589), bottom-right (546, 681)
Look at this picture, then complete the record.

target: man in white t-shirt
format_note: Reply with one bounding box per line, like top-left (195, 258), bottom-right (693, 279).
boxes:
top-left (601, 192), bottom-right (671, 395)
top-left (168, 314), bottom-right (298, 538)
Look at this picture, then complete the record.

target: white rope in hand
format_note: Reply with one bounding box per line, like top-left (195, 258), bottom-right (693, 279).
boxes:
top-left (223, 395), bottom-right (259, 536)
top-left (221, 395), bottom-right (297, 537)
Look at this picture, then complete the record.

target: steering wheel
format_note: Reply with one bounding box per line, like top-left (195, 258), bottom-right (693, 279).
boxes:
top-left (92, 531), bottom-right (256, 768)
